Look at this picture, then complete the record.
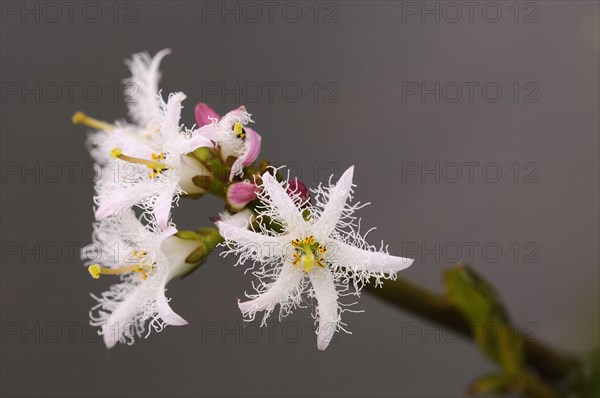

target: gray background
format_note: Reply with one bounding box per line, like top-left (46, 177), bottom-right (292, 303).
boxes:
top-left (1, 1), bottom-right (598, 397)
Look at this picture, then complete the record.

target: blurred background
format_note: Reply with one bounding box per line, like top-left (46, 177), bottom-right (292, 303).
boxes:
top-left (1, 1), bottom-right (598, 397)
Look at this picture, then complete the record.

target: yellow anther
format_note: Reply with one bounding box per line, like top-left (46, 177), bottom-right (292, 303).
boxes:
top-left (88, 264), bottom-right (102, 279)
top-left (87, 263), bottom-right (151, 280)
top-left (111, 150), bottom-right (168, 177)
top-left (316, 259), bottom-right (326, 268)
top-left (233, 122), bottom-right (243, 134)
top-left (71, 111), bottom-right (114, 131)
top-left (303, 235), bottom-right (315, 245)
top-left (318, 245), bottom-right (326, 253)
top-left (292, 239), bottom-right (302, 248)
top-left (151, 152), bottom-right (166, 160)
top-left (111, 148), bottom-right (123, 159)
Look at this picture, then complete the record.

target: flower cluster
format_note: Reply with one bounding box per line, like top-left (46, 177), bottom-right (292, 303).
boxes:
top-left (75, 50), bottom-right (413, 350)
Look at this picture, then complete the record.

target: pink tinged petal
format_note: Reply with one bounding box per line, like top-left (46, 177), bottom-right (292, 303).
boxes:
top-left (308, 267), bottom-right (340, 351)
top-left (313, 166), bottom-right (355, 238)
top-left (240, 128), bottom-right (261, 166)
top-left (238, 263), bottom-right (304, 315)
top-left (228, 128), bottom-right (262, 180)
top-left (221, 106), bottom-right (248, 125)
top-left (261, 172), bottom-right (306, 227)
top-left (194, 102), bottom-right (221, 127)
top-left (156, 287), bottom-right (188, 326)
top-left (227, 181), bottom-right (259, 210)
top-left (216, 220), bottom-right (288, 258)
top-left (333, 240), bottom-right (414, 274)
top-left (153, 182), bottom-right (177, 230)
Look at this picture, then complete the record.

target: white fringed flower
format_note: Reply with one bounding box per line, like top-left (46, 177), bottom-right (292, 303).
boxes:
top-left (80, 49), bottom-right (212, 228)
top-left (195, 105), bottom-right (261, 180)
top-left (216, 166), bottom-right (414, 350)
top-left (82, 210), bottom-right (200, 348)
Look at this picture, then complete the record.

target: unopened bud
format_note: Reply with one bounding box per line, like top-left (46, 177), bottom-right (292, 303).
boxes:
top-left (226, 181), bottom-right (260, 210)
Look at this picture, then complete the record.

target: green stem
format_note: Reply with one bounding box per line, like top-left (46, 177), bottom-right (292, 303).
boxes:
top-left (364, 277), bottom-right (579, 382)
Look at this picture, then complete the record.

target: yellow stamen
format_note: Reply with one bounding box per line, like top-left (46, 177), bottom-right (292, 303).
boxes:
top-left (87, 263), bottom-right (151, 280)
top-left (111, 148), bottom-right (168, 173)
top-left (151, 152), bottom-right (166, 160)
top-left (72, 112), bottom-right (114, 131)
top-left (318, 245), bottom-right (326, 253)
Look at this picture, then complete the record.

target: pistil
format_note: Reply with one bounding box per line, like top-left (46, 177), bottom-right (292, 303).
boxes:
top-left (71, 112), bottom-right (114, 131)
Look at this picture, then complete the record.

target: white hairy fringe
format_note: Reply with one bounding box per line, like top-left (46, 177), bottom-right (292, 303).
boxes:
top-left (82, 211), bottom-right (171, 345)
top-left (311, 176), bottom-right (398, 291)
top-left (123, 49), bottom-right (172, 127)
top-left (220, 168), bottom-right (400, 337)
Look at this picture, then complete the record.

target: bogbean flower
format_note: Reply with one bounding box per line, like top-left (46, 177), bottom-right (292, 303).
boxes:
top-left (74, 49), bottom-right (213, 228)
top-left (82, 210), bottom-right (205, 348)
top-left (194, 103), bottom-right (262, 180)
top-left (216, 166), bottom-right (414, 350)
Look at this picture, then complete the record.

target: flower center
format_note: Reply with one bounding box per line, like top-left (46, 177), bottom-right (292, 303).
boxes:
top-left (111, 148), bottom-right (168, 179)
top-left (87, 250), bottom-right (154, 280)
top-left (291, 235), bottom-right (327, 273)
top-left (233, 122), bottom-right (246, 141)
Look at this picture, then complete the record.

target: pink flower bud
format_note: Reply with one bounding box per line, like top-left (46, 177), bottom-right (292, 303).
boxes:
top-left (227, 181), bottom-right (260, 210)
top-left (287, 178), bottom-right (310, 204)
top-left (194, 102), bottom-right (221, 127)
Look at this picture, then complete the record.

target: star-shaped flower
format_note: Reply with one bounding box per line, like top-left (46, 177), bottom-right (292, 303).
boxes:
top-left (77, 49), bottom-right (213, 228)
top-left (216, 166), bottom-right (413, 350)
top-left (82, 210), bottom-right (204, 348)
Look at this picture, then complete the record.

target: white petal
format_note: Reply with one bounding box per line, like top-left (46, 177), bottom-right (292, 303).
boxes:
top-left (161, 92), bottom-right (186, 136)
top-left (308, 267), bottom-right (340, 351)
top-left (332, 240), bottom-right (414, 274)
top-left (95, 183), bottom-right (149, 221)
top-left (216, 220), bottom-right (287, 258)
top-left (181, 134), bottom-right (214, 154)
top-left (125, 48), bottom-right (171, 126)
top-left (178, 155), bottom-right (209, 196)
top-left (261, 172), bottom-right (306, 228)
top-left (101, 286), bottom-right (145, 349)
top-left (238, 263), bottom-right (304, 315)
top-left (313, 166), bottom-right (354, 238)
top-left (161, 234), bottom-right (202, 279)
top-left (153, 182), bottom-right (177, 229)
top-left (156, 287), bottom-right (188, 326)
top-left (193, 125), bottom-right (222, 142)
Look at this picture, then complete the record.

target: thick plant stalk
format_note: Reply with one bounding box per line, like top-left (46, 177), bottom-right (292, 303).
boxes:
top-left (364, 275), bottom-right (579, 382)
